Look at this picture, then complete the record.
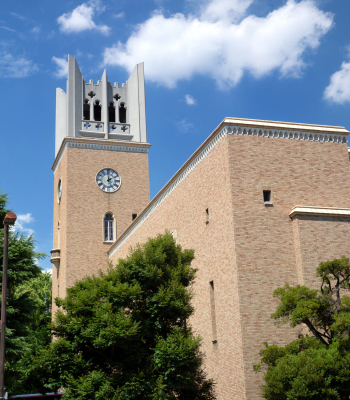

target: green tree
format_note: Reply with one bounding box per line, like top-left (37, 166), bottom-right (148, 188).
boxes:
top-left (254, 257), bottom-right (350, 400)
top-left (27, 232), bottom-right (215, 399)
top-left (0, 190), bottom-right (50, 394)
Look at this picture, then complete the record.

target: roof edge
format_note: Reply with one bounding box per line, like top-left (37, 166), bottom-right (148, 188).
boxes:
top-left (223, 117), bottom-right (349, 134)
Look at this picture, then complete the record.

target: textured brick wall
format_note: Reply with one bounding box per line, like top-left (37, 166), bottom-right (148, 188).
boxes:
top-left (109, 132), bottom-right (350, 399)
top-left (293, 215), bottom-right (350, 289)
top-left (109, 138), bottom-right (247, 399)
top-left (52, 143), bottom-right (150, 316)
top-left (52, 150), bottom-right (68, 316)
top-left (226, 134), bottom-right (350, 399)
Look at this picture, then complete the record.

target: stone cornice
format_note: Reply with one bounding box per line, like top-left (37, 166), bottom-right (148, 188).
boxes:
top-left (109, 118), bottom-right (349, 257)
top-left (223, 117), bottom-right (349, 134)
top-left (289, 206), bottom-right (350, 219)
top-left (52, 137), bottom-right (151, 172)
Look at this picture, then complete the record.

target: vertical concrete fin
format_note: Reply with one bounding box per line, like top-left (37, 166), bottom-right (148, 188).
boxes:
top-left (101, 69), bottom-right (109, 137)
top-left (137, 63), bottom-right (147, 143)
top-left (55, 88), bottom-right (67, 157)
top-left (127, 65), bottom-right (140, 142)
top-left (67, 55), bottom-right (83, 138)
top-left (127, 63), bottom-right (147, 143)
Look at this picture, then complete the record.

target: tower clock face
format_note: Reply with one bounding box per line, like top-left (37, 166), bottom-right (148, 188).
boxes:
top-left (96, 168), bottom-right (121, 192)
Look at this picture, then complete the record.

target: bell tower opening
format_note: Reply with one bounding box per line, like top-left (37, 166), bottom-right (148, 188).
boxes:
top-left (94, 101), bottom-right (102, 121)
top-left (109, 102), bottom-right (116, 123)
top-left (83, 99), bottom-right (90, 120)
top-left (119, 103), bottom-right (126, 123)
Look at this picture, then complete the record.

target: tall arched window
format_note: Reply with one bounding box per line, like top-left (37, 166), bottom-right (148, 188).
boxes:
top-left (104, 213), bottom-right (114, 241)
top-left (119, 103), bottom-right (126, 123)
top-left (109, 102), bottom-right (116, 123)
top-left (83, 99), bottom-right (90, 120)
top-left (94, 100), bottom-right (102, 121)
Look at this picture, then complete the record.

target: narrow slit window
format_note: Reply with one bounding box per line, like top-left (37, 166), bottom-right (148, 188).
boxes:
top-left (263, 190), bottom-right (271, 203)
top-left (119, 103), bottom-right (126, 123)
top-left (109, 102), bottom-right (116, 123)
top-left (94, 101), bottom-right (102, 122)
top-left (83, 99), bottom-right (90, 120)
top-left (209, 281), bottom-right (217, 343)
top-left (132, 214), bottom-right (137, 221)
top-left (57, 221), bottom-right (61, 249)
top-left (104, 213), bottom-right (114, 241)
top-left (206, 208), bottom-right (209, 224)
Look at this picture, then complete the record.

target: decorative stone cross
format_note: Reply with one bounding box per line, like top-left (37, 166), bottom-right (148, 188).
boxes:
top-left (121, 126), bottom-right (128, 132)
top-left (95, 124), bottom-right (102, 130)
top-left (113, 94), bottom-right (121, 101)
top-left (84, 122), bottom-right (91, 129)
top-left (110, 125), bottom-right (116, 131)
top-left (88, 91), bottom-right (96, 98)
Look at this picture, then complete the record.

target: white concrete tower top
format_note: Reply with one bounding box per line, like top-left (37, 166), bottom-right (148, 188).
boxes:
top-left (55, 55), bottom-right (147, 156)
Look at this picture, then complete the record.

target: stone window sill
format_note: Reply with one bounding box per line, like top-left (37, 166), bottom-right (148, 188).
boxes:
top-left (264, 202), bottom-right (273, 207)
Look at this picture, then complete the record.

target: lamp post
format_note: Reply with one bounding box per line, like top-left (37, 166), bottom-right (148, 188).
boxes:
top-left (0, 213), bottom-right (17, 400)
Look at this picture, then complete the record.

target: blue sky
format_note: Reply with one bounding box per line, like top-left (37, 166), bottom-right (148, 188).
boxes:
top-left (1, 0), bottom-right (350, 272)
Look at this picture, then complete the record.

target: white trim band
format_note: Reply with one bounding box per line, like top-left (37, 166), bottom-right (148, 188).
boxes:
top-left (290, 206), bottom-right (350, 219)
top-left (53, 141), bottom-right (149, 173)
top-left (226, 126), bottom-right (347, 143)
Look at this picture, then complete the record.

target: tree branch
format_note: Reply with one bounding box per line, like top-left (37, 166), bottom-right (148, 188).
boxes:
top-left (304, 319), bottom-right (329, 346)
top-left (339, 274), bottom-right (350, 286)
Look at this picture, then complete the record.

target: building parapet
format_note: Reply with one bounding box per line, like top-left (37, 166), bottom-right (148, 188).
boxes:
top-left (223, 117), bottom-right (349, 134)
top-left (289, 206), bottom-right (350, 219)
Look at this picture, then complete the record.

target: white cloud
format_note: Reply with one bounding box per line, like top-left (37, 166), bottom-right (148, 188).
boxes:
top-left (42, 268), bottom-right (52, 275)
top-left (52, 56), bottom-right (68, 78)
top-left (103, 0), bottom-right (333, 89)
top-left (15, 213), bottom-right (34, 236)
top-left (176, 119), bottom-right (195, 133)
top-left (185, 94), bottom-right (196, 105)
top-left (323, 62), bottom-right (350, 104)
top-left (0, 51), bottom-right (38, 78)
top-left (199, 0), bottom-right (253, 23)
top-left (113, 12), bottom-right (125, 19)
top-left (57, 1), bottom-right (110, 35)
top-left (1, 26), bottom-right (18, 33)
top-left (10, 12), bottom-right (28, 21)
top-left (31, 26), bottom-right (40, 34)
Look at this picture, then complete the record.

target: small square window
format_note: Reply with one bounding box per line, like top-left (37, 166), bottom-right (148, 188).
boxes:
top-left (263, 191), bottom-right (271, 202)
top-left (263, 190), bottom-right (273, 206)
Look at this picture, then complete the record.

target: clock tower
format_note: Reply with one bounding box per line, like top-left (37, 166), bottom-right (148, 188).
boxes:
top-left (50, 55), bottom-right (150, 312)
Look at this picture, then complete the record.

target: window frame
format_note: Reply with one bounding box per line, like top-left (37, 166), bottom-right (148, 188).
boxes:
top-left (103, 212), bottom-right (116, 243)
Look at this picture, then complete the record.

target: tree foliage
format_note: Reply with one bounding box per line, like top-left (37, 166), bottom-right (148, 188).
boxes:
top-left (27, 232), bottom-right (215, 399)
top-left (254, 257), bottom-right (350, 400)
top-left (0, 190), bottom-right (50, 395)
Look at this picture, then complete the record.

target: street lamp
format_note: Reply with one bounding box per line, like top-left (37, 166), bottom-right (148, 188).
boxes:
top-left (0, 213), bottom-right (17, 400)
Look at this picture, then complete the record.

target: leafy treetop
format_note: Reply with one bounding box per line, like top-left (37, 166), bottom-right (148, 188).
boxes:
top-left (255, 257), bottom-right (350, 400)
top-left (26, 232), bottom-right (215, 400)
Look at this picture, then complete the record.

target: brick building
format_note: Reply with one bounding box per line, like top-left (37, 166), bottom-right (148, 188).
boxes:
top-left (51, 56), bottom-right (350, 399)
